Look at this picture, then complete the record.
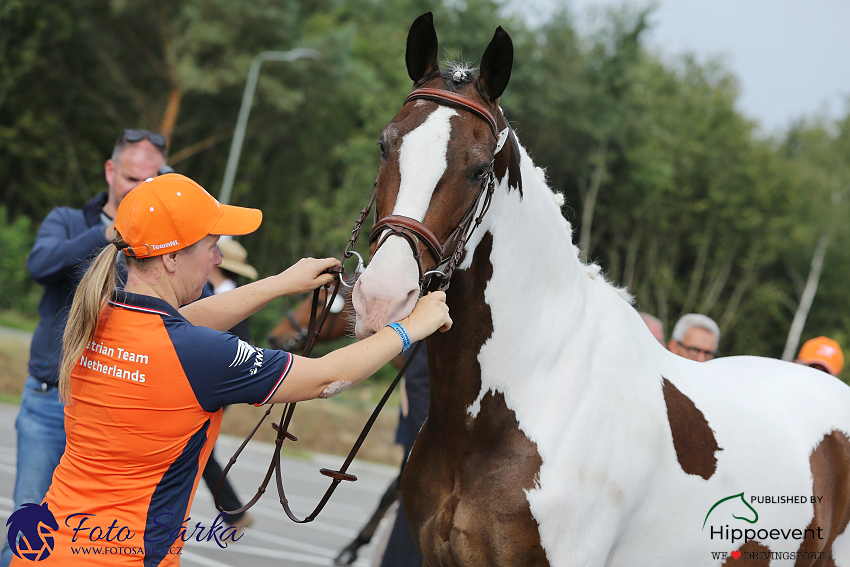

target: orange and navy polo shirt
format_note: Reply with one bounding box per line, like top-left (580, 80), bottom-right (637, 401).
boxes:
top-left (27, 291), bottom-right (293, 566)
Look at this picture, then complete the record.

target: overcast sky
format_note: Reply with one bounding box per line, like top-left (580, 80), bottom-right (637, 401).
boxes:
top-left (511, 0), bottom-right (850, 135)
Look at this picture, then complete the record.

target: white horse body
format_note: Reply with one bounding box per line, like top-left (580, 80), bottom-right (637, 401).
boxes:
top-left (355, 99), bottom-right (850, 564)
top-left (461, 140), bottom-right (850, 565)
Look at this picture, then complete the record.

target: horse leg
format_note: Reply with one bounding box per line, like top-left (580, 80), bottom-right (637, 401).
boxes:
top-left (334, 475), bottom-right (402, 565)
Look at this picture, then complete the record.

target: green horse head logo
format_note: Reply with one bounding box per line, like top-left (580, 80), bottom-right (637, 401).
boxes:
top-left (703, 492), bottom-right (758, 530)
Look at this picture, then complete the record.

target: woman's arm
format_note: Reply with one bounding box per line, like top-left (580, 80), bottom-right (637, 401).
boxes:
top-left (180, 257), bottom-right (338, 330)
top-left (268, 292), bottom-right (452, 403)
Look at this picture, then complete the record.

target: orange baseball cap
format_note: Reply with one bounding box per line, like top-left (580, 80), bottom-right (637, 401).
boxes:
top-left (797, 336), bottom-right (845, 376)
top-left (114, 174), bottom-right (262, 258)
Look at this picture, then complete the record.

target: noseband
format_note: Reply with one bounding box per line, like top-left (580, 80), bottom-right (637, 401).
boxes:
top-left (344, 88), bottom-right (509, 292)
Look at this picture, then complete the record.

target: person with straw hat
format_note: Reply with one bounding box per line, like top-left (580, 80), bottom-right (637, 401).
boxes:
top-left (199, 237), bottom-right (258, 531)
top-left (8, 173), bottom-right (451, 566)
top-left (211, 239), bottom-right (258, 287)
top-left (206, 238), bottom-right (258, 342)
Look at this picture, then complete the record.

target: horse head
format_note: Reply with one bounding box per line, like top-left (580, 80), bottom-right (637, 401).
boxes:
top-left (353, 12), bottom-right (522, 338)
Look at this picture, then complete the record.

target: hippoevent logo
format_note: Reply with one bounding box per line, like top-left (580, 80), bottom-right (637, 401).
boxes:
top-left (704, 492), bottom-right (826, 561)
top-left (703, 492), bottom-right (758, 529)
top-left (6, 503), bottom-right (58, 562)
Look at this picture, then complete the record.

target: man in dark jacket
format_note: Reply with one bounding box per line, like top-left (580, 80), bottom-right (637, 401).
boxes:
top-left (1, 130), bottom-right (166, 567)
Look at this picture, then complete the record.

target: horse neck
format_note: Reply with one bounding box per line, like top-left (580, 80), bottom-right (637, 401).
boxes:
top-left (425, 143), bottom-right (605, 425)
top-left (461, 143), bottom-right (597, 345)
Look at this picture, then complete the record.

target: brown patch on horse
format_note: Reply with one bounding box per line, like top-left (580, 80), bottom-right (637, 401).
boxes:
top-left (404, 232), bottom-right (549, 566)
top-left (795, 430), bottom-right (850, 567)
top-left (722, 541), bottom-right (771, 566)
top-left (661, 377), bottom-right (722, 479)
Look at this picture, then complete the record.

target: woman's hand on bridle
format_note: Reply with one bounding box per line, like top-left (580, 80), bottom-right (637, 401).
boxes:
top-left (399, 291), bottom-right (453, 342)
top-left (279, 257), bottom-right (340, 295)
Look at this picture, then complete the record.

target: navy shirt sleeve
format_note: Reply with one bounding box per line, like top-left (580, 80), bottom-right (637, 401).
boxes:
top-left (27, 207), bottom-right (110, 285)
top-left (166, 319), bottom-right (293, 412)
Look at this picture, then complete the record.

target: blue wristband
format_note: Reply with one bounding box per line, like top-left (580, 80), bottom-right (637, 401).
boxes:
top-left (387, 322), bottom-right (411, 354)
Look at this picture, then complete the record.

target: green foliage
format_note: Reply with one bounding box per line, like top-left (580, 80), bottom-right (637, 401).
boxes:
top-left (0, 208), bottom-right (37, 312)
top-left (2, 0), bottom-right (850, 365)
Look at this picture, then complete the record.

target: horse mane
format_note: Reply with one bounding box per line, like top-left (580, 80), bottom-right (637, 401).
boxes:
top-left (581, 257), bottom-right (634, 304)
top-left (432, 65), bottom-right (633, 306)
top-left (522, 147), bottom-right (633, 305)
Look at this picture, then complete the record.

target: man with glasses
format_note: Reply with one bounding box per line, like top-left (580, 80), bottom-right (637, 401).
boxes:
top-left (1, 130), bottom-right (166, 567)
top-left (667, 313), bottom-right (720, 362)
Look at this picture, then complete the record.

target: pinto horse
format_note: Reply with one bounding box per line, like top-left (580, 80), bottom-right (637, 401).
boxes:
top-left (351, 12), bottom-right (850, 566)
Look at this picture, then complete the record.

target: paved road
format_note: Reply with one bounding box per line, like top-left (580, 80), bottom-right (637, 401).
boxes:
top-left (0, 401), bottom-right (399, 566)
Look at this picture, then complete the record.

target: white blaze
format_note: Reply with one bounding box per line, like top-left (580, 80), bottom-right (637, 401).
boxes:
top-left (353, 105), bottom-right (458, 336)
top-left (393, 105), bottom-right (458, 220)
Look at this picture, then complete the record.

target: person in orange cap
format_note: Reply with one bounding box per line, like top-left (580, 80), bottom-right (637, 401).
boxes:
top-left (8, 174), bottom-right (452, 566)
top-left (1, 130), bottom-right (168, 567)
top-left (795, 336), bottom-right (845, 377)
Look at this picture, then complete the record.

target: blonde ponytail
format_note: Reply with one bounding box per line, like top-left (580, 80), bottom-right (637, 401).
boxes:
top-left (59, 240), bottom-right (123, 403)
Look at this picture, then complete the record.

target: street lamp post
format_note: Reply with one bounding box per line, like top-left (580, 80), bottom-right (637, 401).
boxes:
top-left (218, 48), bottom-right (322, 205)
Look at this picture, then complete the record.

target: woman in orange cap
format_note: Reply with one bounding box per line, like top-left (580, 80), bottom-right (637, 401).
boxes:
top-left (8, 174), bottom-right (451, 566)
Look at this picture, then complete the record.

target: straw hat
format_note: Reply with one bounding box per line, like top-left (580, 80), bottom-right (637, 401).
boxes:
top-left (217, 239), bottom-right (258, 280)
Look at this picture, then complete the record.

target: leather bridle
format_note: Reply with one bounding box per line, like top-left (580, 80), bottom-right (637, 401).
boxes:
top-left (215, 87), bottom-right (508, 523)
top-left (355, 88), bottom-right (509, 292)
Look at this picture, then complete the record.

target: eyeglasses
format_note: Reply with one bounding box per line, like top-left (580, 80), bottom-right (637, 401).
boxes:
top-left (121, 129), bottom-right (166, 149)
top-left (675, 341), bottom-right (717, 360)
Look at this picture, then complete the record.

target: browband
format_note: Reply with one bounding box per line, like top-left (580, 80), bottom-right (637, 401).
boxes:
top-left (405, 88), bottom-right (499, 139)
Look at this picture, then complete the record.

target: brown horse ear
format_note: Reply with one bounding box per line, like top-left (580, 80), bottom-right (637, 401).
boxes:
top-left (406, 12), bottom-right (440, 84)
top-left (479, 27), bottom-right (513, 102)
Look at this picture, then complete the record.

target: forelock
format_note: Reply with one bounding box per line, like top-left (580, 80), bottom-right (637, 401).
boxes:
top-left (441, 61), bottom-right (478, 90)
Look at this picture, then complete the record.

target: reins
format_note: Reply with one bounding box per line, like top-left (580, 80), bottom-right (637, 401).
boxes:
top-left (215, 267), bottom-right (425, 523)
top-left (215, 86), bottom-right (506, 522)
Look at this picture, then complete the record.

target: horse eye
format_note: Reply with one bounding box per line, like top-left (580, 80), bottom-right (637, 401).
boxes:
top-left (471, 165), bottom-right (489, 181)
top-left (377, 141), bottom-right (387, 159)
